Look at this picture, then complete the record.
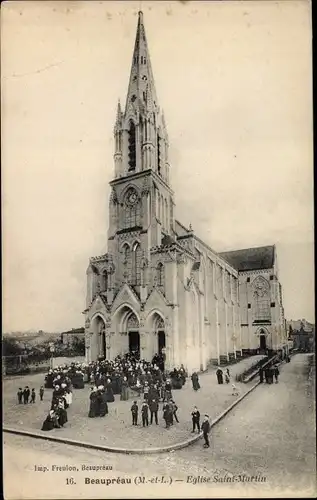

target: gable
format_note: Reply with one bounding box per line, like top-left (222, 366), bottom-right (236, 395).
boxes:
top-left (111, 283), bottom-right (141, 313)
top-left (88, 294), bottom-right (107, 317)
top-left (145, 287), bottom-right (169, 313)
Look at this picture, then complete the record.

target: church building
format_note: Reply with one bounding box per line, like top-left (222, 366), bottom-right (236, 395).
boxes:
top-left (83, 12), bottom-right (287, 372)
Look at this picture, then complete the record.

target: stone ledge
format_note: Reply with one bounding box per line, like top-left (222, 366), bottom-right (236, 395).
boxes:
top-left (3, 382), bottom-right (260, 455)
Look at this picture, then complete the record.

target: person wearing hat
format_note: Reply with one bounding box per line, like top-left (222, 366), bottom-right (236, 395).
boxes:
top-left (57, 398), bottom-right (68, 427)
top-left (98, 386), bottom-right (109, 417)
top-left (105, 379), bottom-right (115, 403)
top-left (23, 386), bottom-right (30, 404)
top-left (149, 398), bottom-right (159, 425)
top-left (17, 388), bottom-right (23, 404)
top-left (120, 376), bottom-right (129, 401)
top-left (191, 406), bottom-right (200, 433)
top-left (143, 381), bottom-right (149, 402)
top-left (30, 388), bottom-right (36, 403)
top-left (171, 400), bottom-right (179, 423)
top-left (201, 414), bottom-right (211, 448)
top-left (41, 409), bottom-right (59, 431)
top-left (131, 400), bottom-right (139, 426)
top-left (141, 400), bottom-right (149, 427)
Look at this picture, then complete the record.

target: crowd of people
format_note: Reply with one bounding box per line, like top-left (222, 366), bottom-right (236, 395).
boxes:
top-left (41, 367), bottom-right (73, 431)
top-left (16, 352), bottom-right (262, 449)
top-left (39, 353), bottom-right (189, 432)
top-left (44, 353), bottom-right (188, 396)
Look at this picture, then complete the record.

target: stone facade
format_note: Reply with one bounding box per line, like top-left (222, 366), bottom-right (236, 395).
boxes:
top-left (83, 12), bottom-right (287, 373)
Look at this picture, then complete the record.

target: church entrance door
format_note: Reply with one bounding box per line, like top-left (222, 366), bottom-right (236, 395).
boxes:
top-left (158, 331), bottom-right (166, 371)
top-left (260, 334), bottom-right (266, 351)
top-left (101, 330), bottom-right (106, 359)
top-left (158, 330), bottom-right (166, 353)
top-left (129, 330), bottom-right (140, 358)
top-left (95, 316), bottom-right (107, 360)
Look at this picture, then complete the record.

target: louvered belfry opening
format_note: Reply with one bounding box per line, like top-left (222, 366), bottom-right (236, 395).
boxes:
top-left (157, 133), bottom-right (161, 175)
top-left (128, 121), bottom-right (136, 171)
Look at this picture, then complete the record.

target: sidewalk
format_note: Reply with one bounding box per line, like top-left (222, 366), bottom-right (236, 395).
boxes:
top-left (3, 356), bottom-right (263, 451)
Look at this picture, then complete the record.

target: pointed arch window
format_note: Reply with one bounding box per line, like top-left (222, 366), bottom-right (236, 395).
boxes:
top-left (128, 121), bottom-right (136, 172)
top-left (160, 194), bottom-right (164, 224)
top-left (124, 203), bottom-right (141, 229)
top-left (165, 199), bottom-right (168, 231)
top-left (131, 242), bottom-right (141, 285)
top-left (122, 243), bottom-right (130, 265)
top-left (157, 134), bottom-right (161, 175)
top-left (156, 262), bottom-right (164, 288)
top-left (253, 277), bottom-right (271, 322)
top-left (101, 270), bottom-right (108, 292)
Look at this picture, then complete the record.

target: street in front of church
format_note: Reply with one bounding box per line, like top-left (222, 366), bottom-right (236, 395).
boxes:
top-left (4, 354), bottom-right (315, 499)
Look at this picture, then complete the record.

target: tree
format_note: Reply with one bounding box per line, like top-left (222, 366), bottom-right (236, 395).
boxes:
top-left (2, 338), bottom-right (24, 356)
top-left (72, 336), bottom-right (85, 355)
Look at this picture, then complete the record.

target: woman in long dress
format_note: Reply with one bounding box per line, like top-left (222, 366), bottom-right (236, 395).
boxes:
top-left (120, 376), bottom-right (129, 401)
top-left (65, 388), bottom-right (72, 407)
top-left (88, 387), bottom-right (99, 418)
top-left (191, 372), bottom-right (200, 391)
top-left (41, 410), bottom-right (57, 431)
top-left (216, 368), bottom-right (224, 384)
top-left (98, 387), bottom-right (109, 417)
top-left (105, 379), bottom-right (115, 403)
top-left (57, 399), bottom-right (68, 427)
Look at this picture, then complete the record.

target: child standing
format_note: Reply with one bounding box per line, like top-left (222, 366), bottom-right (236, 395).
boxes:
top-left (39, 386), bottom-right (45, 401)
top-left (31, 388), bottom-right (36, 403)
top-left (191, 406), bottom-right (201, 433)
top-left (141, 401), bottom-right (149, 427)
top-left (17, 388), bottom-right (23, 404)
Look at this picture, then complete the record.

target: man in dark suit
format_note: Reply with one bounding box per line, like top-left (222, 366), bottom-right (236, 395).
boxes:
top-left (202, 414), bottom-right (211, 448)
top-left (149, 399), bottom-right (159, 425)
top-left (23, 386), bottom-right (30, 404)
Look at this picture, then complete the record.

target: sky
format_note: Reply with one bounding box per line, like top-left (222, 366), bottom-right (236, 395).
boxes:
top-left (2, 0), bottom-right (314, 332)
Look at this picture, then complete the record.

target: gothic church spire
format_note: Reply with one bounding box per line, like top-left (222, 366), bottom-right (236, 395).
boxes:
top-left (124, 11), bottom-right (159, 115)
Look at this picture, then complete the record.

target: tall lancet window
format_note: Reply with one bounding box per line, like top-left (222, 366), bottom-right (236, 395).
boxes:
top-left (131, 242), bottom-right (141, 285)
top-left (165, 199), bottom-right (168, 231)
top-left (253, 276), bottom-right (271, 322)
top-left (101, 270), bottom-right (108, 292)
top-left (157, 134), bottom-right (161, 175)
top-left (128, 121), bottom-right (136, 171)
top-left (156, 262), bottom-right (164, 288)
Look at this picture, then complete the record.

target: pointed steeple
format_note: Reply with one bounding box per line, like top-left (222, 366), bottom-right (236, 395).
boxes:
top-left (114, 99), bottom-right (122, 133)
top-left (124, 11), bottom-right (158, 116)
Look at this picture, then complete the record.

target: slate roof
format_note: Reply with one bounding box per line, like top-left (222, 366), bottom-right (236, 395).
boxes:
top-left (174, 220), bottom-right (191, 238)
top-left (219, 245), bottom-right (275, 272)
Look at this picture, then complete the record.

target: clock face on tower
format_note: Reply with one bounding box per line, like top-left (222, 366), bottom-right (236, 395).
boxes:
top-left (125, 188), bottom-right (138, 206)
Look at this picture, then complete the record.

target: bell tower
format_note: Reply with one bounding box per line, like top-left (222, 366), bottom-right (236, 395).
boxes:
top-left (113, 11), bottom-right (170, 182)
top-left (108, 11), bottom-right (175, 266)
